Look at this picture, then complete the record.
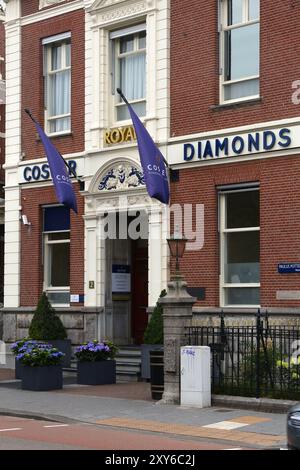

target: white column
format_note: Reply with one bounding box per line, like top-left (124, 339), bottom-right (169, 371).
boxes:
top-left (3, 1), bottom-right (22, 308)
top-left (84, 216), bottom-right (98, 307)
top-left (148, 207), bottom-right (164, 306)
top-left (155, 0), bottom-right (170, 144)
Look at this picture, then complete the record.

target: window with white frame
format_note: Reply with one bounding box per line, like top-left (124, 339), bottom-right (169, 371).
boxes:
top-left (43, 206), bottom-right (70, 306)
top-left (220, 0), bottom-right (260, 103)
top-left (43, 33), bottom-right (71, 135)
top-left (110, 24), bottom-right (146, 122)
top-left (219, 187), bottom-right (260, 306)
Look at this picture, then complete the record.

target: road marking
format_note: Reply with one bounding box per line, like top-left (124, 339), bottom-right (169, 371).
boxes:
top-left (223, 447), bottom-right (242, 450)
top-left (0, 428), bottom-right (22, 432)
top-left (96, 417), bottom-right (285, 447)
top-left (43, 424), bottom-right (70, 428)
top-left (203, 421), bottom-right (249, 430)
top-left (230, 416), bottom-right (271, 425)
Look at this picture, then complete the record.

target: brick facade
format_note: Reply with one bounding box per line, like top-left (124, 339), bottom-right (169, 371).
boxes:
top-left (171, 0), bottom-right (300, 137)
top-left (170, 0), bottom-right (300, 310)
top-left (20, 183), bottom-right (84, 307)
top-left (20, 7), bottom-right (85, 308)
top-left (21, 8), bottom-right (85, 161)
top-left (22, 0), bottom-right (75, 17)
top-left (171, 156), bottom-right (300, 308)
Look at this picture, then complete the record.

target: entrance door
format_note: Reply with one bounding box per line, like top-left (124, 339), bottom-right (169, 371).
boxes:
top-left (131, 238), bottom-right (148, 344)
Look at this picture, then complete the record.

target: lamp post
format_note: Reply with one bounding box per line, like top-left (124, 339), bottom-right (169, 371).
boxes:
top-left (167, 226), bottom-right (187, 279)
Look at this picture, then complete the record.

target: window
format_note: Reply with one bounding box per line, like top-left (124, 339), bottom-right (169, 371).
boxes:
top-left (219, 188), bottom-right (260, 306)
top-left (43, 206), bottom-right (70, 305)
top-left (110, 24), bottom-right (146, 121)
top-left (43, 33), bottom-right (71, 134)
top-left (220, 0), bottom-right (260, 103)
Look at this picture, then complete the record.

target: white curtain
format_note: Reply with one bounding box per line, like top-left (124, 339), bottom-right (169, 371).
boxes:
top-left (48, 44), bottom-right (70, 132)
top-left (121, 53), bottom-right (145, 101)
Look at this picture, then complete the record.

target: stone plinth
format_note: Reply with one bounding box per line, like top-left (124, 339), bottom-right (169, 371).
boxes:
top-left (159, 275), bottom-right (196, 404)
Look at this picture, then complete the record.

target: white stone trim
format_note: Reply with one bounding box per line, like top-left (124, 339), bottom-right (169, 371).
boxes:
top-left (168, 116), bottom-right (300, 145)
top-left (4, 4), bottom-right (22, 308)
top-left (39, 0), bottom-right (66, 9)
top-left (86, 0), bottom-right (170, 149)
top-left (20, 0), bottom-right (83, 26)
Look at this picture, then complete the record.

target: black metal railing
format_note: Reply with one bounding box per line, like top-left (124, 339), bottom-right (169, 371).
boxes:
top-left (185, 311), bottom-right (300, 399)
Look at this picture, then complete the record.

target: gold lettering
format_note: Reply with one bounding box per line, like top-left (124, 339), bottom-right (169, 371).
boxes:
top-left (110, 128), bottom-right (121, 144)
top-left (105, 130), bottom-right (111, 144)
top-left (119, 127), bottom-right (127, 143)
top-left (105, 126), bottom-right (137, 145)
top-left (124, 126), bottom-right (135, 142)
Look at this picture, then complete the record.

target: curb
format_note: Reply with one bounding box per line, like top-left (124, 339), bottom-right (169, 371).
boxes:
top-left (212, 394), bottom-right (298, 413)
top-left (0, 408), bottom-right (82, 424)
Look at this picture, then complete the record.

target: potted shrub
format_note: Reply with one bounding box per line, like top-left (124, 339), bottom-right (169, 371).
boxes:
top-left (29, 292), bottom-right (71, 368)
top-left (11, 339), bottom-right (37, 379)
top-left (16, 342), bottom-right (64, 391)
top-left (141, 289), bottom-right (166, 380)
top-left (75, 339), bottom-right (118, 385)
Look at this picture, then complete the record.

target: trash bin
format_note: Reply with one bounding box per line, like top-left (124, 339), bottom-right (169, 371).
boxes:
top-left (150, 349), bottom-right (164, 400)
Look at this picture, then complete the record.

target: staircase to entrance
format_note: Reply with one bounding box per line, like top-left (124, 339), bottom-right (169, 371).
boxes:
top-left (65, 345), bottom-right (142, 383)
top-left (115, 345), bottom-right (141, 382)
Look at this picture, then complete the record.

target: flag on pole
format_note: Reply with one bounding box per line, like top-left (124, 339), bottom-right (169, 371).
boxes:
top-left (117, 89), bottom-right (169, 205)
top-left (25, 110), bottom-right (78, 213)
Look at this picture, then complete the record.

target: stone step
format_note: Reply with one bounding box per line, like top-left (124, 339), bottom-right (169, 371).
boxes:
top-left (116, 356), bottom-right (141, 365)
top-left (116, 363), bottom-right (140, 374)
top-left (116, 349), bottom-right (142, 358)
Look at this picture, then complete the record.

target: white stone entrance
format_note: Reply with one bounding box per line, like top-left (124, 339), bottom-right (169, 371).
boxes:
top-left (83, 159), bottom-right (168, 343)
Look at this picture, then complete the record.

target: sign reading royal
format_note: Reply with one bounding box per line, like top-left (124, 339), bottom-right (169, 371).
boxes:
top-left (168, 124), bottom-right (300, 166)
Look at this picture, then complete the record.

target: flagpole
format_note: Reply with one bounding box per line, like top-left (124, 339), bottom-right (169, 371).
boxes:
top-left (24, 109), bottom-right (85, 191)
top-left (116, 88), bottom-right (170, 170)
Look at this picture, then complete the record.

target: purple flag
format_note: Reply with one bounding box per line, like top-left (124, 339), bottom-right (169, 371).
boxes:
top-left (30, 118), bottom-right (77, 213)
top-left (127, 103), bottom-right (169, 204)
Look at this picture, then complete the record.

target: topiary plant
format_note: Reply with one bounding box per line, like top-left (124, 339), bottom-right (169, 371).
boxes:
top-left (29, 292), bottom-right (67, 340)
top-left (143, 289), bottom-right (167, 344)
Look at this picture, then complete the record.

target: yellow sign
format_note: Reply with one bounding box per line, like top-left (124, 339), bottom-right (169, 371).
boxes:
top-left (105, 126), bottom-right (136, 145)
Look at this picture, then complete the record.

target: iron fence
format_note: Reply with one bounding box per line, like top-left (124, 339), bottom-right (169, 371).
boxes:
top-left (185, 311), bottom-right (300, 399)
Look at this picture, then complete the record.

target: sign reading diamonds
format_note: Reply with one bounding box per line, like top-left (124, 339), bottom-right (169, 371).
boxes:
top-left (168, 124), bottom-right (300, 166)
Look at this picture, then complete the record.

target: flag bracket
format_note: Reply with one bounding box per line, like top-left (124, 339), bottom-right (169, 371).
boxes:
top-left (24, 108), bottom-right (85, 191)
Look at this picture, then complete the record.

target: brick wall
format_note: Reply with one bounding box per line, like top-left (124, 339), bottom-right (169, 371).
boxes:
top-left (20, 183), bottom-right (84, 307)
top-left (171, 0), bottom-right (300, 137)
top-left (171, 154), bottom-right (300, 308)
top-left (22, 0), bottom-right (75, 17)
top-left (21, 8), bottom-right (84, 161)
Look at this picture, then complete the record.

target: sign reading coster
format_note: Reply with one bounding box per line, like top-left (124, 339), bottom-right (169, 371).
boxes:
top-left (22, 160), bottom-right (77, 183)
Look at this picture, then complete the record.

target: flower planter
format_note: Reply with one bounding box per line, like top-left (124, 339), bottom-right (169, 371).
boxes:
top-left (15, 358), bottom-right (23, 380)
top-left (77, 360), bottom-right (116, 385)
top-left (21, 365), bottom-right (63, 391)
top-left (44, 340), bottom-right (71, 368)
top-left (150, 349), bottom-right (164, 400)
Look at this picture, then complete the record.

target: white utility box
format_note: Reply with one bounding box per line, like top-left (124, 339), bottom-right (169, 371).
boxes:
top-left (180, 346), bottom-right (211, 408)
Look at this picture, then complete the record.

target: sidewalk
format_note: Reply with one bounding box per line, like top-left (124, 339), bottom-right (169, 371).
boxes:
top-left (0, 369), bottom-right (288, 448)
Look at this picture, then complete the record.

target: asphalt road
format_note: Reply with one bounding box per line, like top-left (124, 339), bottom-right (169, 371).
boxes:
top-left (0, 415), bottom-right (254, 450)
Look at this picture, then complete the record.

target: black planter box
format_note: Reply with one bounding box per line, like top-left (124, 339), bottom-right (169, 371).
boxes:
top-left (150, 349), bottom-right (164, 400)
top-left (141, 344), bottom-right (163, 380)
top-left (44, 340), bottom-right (72, 368)
top-left (77, 360), bottom-right (116, 385)
top-left (15, 358), bottom-right (23, 380)
top-left (21, 365), bottom-right (63, 391)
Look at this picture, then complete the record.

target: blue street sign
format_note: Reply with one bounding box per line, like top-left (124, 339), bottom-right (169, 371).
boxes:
top-left (278, 264), bottom-right (300, 273)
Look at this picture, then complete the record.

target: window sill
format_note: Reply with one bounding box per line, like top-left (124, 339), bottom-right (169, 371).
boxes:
top-left (211, 97), bottom-right (262, 111)
top-left (36, 131), bottom-right (73, 142)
